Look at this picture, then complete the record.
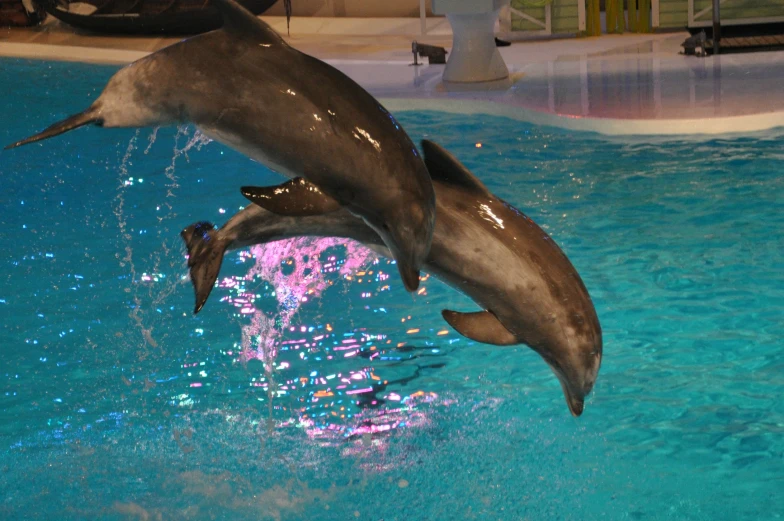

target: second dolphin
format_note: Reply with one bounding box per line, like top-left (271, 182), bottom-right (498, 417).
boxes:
top-left (182, 141), bottom-right (603, 416)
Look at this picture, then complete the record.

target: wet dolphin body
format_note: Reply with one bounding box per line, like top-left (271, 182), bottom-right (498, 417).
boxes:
top-left (181, 141), bottom-right (603, 416)
top-left (5, 0), bottom-right (435, 292)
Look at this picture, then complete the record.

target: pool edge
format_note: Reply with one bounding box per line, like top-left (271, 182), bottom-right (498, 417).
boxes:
top-left (380, 98), bottom-right (784, 137)
top-left (4, 42), bottom-right (784, 137)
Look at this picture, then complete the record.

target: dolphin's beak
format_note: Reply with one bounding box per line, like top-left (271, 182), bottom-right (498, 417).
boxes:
top-left (556, 372), bottom-right (586, 417)
top-left (564, 387), bottom-right (585, 417)
top-left (5, 109), bottom-right (102, 150)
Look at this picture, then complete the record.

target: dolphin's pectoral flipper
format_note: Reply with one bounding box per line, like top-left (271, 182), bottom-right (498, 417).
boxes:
top-left (5, 109), bottom-right (103, 150)
top-left (241, 178), bottom-right (343, 216)
top-left (180, 221), bottom-right (229, 314)
top-left (441, 309), bottom-right (518, 345)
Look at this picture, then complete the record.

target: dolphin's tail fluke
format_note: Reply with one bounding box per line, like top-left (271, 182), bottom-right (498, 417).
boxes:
top-left (5, 109), bottom-right (102, 150)
top-left (181, 221), bottom-right (229, 314)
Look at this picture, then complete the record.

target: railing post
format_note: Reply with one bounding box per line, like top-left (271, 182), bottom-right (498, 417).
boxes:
top-left (420, 0), bottom-right (427, 36)
top-left (652, 0), bottom-right (659, 29)
top-left (545, 3), bottom-right (551, 34)
top-left (712, 0), bottom-right (721, 54)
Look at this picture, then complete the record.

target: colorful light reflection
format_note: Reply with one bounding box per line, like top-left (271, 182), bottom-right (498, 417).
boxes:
top-left (213, 236), bottom-right (453, 446)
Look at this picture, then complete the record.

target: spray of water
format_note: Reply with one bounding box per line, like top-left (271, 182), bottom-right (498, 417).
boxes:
top-left (113, 126), bottom-right (211, 349)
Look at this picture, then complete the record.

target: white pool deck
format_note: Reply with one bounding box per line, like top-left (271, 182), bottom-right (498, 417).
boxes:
top-left (3, 16), bottom-right (784, 136)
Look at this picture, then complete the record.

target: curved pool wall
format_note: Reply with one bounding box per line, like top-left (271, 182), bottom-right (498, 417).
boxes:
top-left (382, 97), bottom-right (784, 137)
top-left (1, 58), bottom-right (783, 520)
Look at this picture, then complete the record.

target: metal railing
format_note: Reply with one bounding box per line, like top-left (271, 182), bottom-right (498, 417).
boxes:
top-left (688, 0), bottom-right (784, 28)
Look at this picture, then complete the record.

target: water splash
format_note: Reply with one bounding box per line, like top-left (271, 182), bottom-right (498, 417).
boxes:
top-left (113, 126), bottom-right (212, 349)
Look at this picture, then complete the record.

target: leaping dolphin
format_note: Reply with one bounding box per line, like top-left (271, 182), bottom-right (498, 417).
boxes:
top-left (5, 0), bottom-right (435, 292)
top-left (181, 141), bottom-right (603, 416)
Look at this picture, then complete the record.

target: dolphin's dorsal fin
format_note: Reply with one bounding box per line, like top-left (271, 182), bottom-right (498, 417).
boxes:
top-left (241, 178), bottom-right (343, 216)
top-left (421, 140), bottom-right (490, 196)
top-left (213, 0), bottom-right (284, 45)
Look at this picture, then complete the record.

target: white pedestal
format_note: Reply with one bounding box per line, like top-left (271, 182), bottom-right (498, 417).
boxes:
top-left (432, 0), bottom-right (510, 83)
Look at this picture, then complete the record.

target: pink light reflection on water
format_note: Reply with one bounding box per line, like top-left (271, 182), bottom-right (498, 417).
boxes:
top-left (237, 237), bottom-right (375, 369)
top-left (213, 236), bottom-right (449, 460)
top-left (302, 391), bottom-right (444, 471)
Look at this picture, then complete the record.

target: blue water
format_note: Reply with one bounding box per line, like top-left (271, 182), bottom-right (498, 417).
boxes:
top-left (1, 58), bottom-right (783, 520)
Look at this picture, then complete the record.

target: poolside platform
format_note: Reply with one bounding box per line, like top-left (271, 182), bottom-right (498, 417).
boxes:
top-left (3, 15), bottom-right (784, 136)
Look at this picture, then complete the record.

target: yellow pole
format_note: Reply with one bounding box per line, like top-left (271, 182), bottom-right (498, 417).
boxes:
top-left (606, 0), bottom-right (624, 33)
top-left (628, 0), bottom-right (652, 33)
top-left (640, 0), bottom-right (651, 32)
top-left (586, 0), bottom-right (601, 36)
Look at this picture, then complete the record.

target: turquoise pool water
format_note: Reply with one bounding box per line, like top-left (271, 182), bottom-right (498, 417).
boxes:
top-left (1, 58), bottom-right (783, 520)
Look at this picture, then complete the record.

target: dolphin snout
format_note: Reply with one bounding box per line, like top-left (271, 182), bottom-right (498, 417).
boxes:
top-left (566, 394), bottom-right (585, 417)
top-left (381, 201), bottom-right (434, 292)
top-left (559, 378), bottom-right (586, 417)
top-left (553, 357), bottom-right (598, 418)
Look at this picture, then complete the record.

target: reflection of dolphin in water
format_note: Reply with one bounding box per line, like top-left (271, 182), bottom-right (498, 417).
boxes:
top-left (5, 0), bottom-right (435, 292)
top-left (181, 141), bottom-right (602, 416)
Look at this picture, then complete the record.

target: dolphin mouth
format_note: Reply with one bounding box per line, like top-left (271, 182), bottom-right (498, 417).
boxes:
top-left (565, 391), bottom-right (585, 417)
top-left (556, 373), bottom-right (585, 417)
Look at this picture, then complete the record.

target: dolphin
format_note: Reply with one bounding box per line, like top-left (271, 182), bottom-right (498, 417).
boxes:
top-left (5, 0), bottom-right (435, 292)
top-left (181, 140), bottom-right (603, 416)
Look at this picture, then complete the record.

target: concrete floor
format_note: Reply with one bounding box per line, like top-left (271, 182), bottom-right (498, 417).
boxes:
top-left (3, 16), bottom-right (784, 135)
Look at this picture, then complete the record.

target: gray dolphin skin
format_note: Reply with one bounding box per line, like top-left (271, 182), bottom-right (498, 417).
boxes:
top-left (5, 0), bottom-right (435, 293)
top-left (181, 141), bottom-right (603, 416)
